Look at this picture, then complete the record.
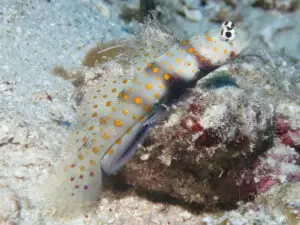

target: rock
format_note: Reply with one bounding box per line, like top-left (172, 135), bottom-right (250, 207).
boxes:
top-left (114, 47), bottom-right (300, 208)
top-left (201, 182), bottom-right (300, 224)
top-left (115, 69), bottom-right (275, 207)
top-left (177, 5), bottom-right (202, 22)
top-left (238, 145), bottom-right (300, 196)
top-left (0, 187), bottom-right (19, 224)
top-left (251, 0), bottom-right (298, 12)
top-left (0, 119), bottom-right (28, 146)
top-left (276, 102), bottom-right (300, 153)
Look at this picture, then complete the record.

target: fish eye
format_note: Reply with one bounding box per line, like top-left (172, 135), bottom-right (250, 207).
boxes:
top-left (220, 27), bottom-right (236, 42)
top-left (222, 20), bottom-right (235, 30)
top-left (226, 31), bottom-right (232, 38)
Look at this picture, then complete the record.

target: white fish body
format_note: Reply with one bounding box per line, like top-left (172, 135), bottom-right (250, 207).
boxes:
top-left (37, 22), bottom-right (249, 217)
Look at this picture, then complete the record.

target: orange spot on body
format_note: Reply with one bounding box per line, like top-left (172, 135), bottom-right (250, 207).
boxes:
top-left (116, 139), bottom-right (122, 145)
top-left (123, 109), bottom-right (129, 116)
top-left (63, 166), bottom-right (69, 172)
top-left (114, 119), bottom-right (123, 127)
top-left (99, 117), bottom-right (108, 124)
top-left (107, 148), bottom-right (114, 155)
top-left (88, 125), bottom-right (94, 131)
top-left (78, 154), bottom-right (84, 160)
top-left (145, 84), bottom-right (152, 90)
top-left (106, 101), bottom-right (111, 107)
top-left (101, 133), bottom-right (110, 140)
top-left (134, 97), bottom-right (142, 105)
top-left (153, 67), bottom-right (159, 73)
top-left (89, 160), bottom-right (96, 165)
top-left (163, 73), bottom-right (170, 80)
top-left (80, 166), bottom-right (85, 171)
top-left (144, 105), bottom-right (150, 112)
top-left (159, 84), bottom-right (165, 89)
top-left (205, 34), bottom-right (214, 42)
top-left (92, 147), bottom-right (99, 154)
top-left (92, 112), bottom-right (97, 118)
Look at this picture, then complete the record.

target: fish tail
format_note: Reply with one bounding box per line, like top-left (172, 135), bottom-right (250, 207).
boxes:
top-left (35, 147), bottom-right (103, 217)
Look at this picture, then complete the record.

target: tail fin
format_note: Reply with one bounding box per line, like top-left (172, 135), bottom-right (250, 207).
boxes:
top-left (35, 148), bottom-right (102, 217)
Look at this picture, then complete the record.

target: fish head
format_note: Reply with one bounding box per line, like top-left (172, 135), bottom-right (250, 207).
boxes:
top-left (190, 22), bottom-right (249, 70)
